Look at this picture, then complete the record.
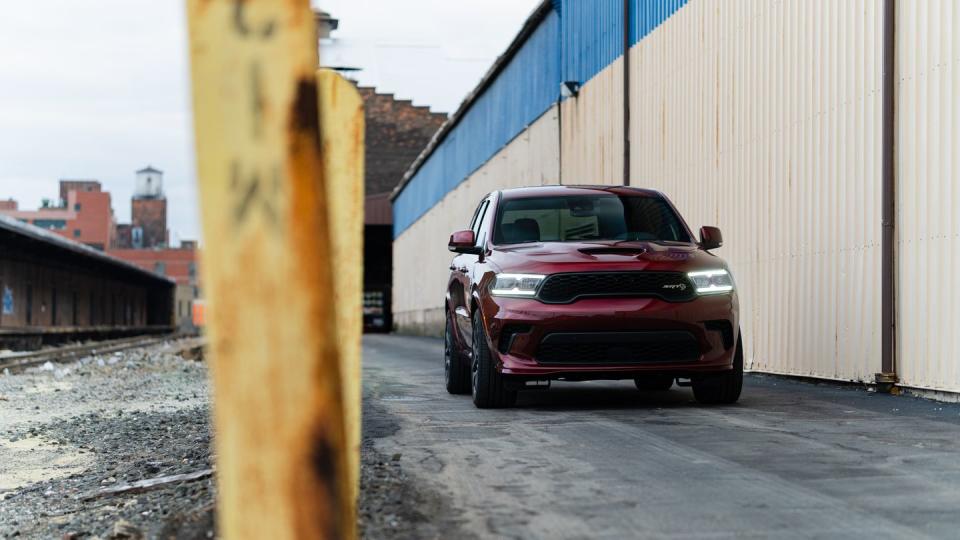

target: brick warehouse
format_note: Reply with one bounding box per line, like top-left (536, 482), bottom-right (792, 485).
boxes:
top-left (109, 244), bottom-right (200, 332)
top-left (0, 168), bottom-right (200, 330)
top-left (357, 85), bottom-right (446, 331)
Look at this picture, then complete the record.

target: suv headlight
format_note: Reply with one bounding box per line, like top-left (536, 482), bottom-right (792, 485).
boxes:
top-left (687, 269), bottom-right (734, 295)
top-left (490, 273), bottom-right (545, 297)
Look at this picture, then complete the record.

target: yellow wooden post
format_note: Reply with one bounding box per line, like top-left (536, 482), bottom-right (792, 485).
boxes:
top-left (186, 2), bottom-right (354, 538)
top-left (316, 68), bottom-right (364, 522)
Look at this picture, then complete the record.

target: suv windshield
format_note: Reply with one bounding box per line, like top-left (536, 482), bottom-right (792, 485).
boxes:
top-left (493, 195), bottom-right (692, 245)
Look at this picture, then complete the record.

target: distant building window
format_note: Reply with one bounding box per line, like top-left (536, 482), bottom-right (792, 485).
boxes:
top-left (73, 229), bottom-right (81, 238)
top-left (154, 262), bottom-right (166, 276)
top-left (32, 219), bottom-right (66, 230)
top-left (188, 262), bottom-right (197, 279)
top-left (74, 203), bottom-right (82, 211)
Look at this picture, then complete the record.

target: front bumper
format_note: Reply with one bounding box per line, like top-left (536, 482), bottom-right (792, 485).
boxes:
top-left (479, 294), bottom-right (738, 378)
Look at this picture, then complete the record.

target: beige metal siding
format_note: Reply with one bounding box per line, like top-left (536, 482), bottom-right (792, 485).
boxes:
top-left (393, 107), bottom-right (560, 335)
top-left (560, 58), bottom-right (624, 185)
top-left (895, 0), bottom-right (960, 391)
top-left (630, 0), bottom-right (884, 381)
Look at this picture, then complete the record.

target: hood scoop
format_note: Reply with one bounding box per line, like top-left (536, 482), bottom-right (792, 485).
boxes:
top-left (577, 246), bottom-right (648, 256)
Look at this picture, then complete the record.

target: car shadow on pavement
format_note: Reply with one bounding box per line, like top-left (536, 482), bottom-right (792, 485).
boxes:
top-left (513, 382), bottom-right (741, 411)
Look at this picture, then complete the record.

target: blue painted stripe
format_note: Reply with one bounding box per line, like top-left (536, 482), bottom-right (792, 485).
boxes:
top-left (561, 0), bottom-right (688, 90)
top-left (393, 0), bottom-right (689, 238)
top-left (561, 0), bottom-right (623, 89)
top-left (393, 10), bottom-right (561, 237)
top-left (630, 0), bottom-right (688, 47)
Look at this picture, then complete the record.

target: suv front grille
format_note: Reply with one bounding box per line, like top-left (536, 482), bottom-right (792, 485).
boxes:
top-left (536, 331), bottom-right (701, 365)
top-left (537, 272), bottom-right (695, 303)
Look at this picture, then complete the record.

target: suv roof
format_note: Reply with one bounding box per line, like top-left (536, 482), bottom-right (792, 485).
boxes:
top-left (498, 185), bottom-right (664, 200)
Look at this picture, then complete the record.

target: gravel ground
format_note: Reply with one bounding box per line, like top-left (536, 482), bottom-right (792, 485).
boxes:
top-left (0, 341), bottom-right (215, 539)
top-left (0, 337), bottom-right (454, 540)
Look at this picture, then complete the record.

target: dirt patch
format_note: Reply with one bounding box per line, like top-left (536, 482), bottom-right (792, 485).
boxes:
top-left (359, 399), bottom-right (475, 540)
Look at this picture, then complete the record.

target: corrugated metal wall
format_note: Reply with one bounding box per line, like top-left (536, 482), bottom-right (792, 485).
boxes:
top-left (895, 0), bottom-right (960, 392)
top-left (394, 0), bottom-right (692, 239)
top-left (393, 108), bottom-right (560, 335)
top-left (630, 0), bottom-right (884, 382)
top-left (561, 0), bottom-right (623, 86)
top-left (560, 58), bottom-right (623, 184)
top-left (629, 0), bottom-right (690, 44)
top-left (556, 0), bottom-right (688, 185)
top-left (392, 10), bottom-right (561, 237)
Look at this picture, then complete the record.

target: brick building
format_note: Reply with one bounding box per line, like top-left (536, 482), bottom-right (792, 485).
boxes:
top-left (108, 166), bottom-right (197, 330)
top-left (358, 87), bottom-right (448, 196)
top-left (115, 166), bottom-right (169, 249)
top-left (59, 180), bottom-right (101, 204)
top-left (0, 181), bottom-right (115, 250)
top-left (131, 197), bottom-right (168, 248)
top-left (355, 86), bottom-right (447, 331)
top-left (107, 246), bottom-right (200, 331)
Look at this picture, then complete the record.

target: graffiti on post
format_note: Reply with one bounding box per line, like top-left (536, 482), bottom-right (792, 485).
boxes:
top-left (2, 286), bottom-right (13, 315)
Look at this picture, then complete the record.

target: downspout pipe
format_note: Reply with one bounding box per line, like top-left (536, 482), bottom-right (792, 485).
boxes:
top-left (557, 93), bottom-right (563, 185)
top-left (878, 0), bottom-right (897, 388)
top-left (622, 0), bottom-right (631, 186)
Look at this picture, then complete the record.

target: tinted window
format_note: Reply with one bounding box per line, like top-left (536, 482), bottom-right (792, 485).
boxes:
top-left (33, 219), bottom-right (66, 230)
top-left (476, 199), bottom-right (500, 247)
top-left (471, 201), bottom-right (489, 239)
top-left (468, 200), bottom-right (487, 231)
top-left (494, 195), bottom-right (691, 245)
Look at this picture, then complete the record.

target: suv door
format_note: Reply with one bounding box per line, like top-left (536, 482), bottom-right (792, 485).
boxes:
top-left (452, 198), bottom-right (490, 348)
top-left (463, 194), bottom-right (497, 348)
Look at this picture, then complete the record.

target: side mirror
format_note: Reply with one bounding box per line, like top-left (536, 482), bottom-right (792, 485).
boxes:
top-left (699, 226), bottom-right (723, 250)
top-left (448, 230), bottom-right (481, 254)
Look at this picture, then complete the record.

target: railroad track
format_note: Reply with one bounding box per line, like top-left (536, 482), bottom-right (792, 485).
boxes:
top-left (0, 334), bottom-right (202, 372)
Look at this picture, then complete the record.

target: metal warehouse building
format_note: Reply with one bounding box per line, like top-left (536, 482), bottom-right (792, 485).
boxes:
top-left (0, 215), bottom-right (175, 350)
top-left (391, 0), bottom-right (960, 395)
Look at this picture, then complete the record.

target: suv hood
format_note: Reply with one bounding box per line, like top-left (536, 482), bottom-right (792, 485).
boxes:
top-left (488, 240), bottom-right (726, 275)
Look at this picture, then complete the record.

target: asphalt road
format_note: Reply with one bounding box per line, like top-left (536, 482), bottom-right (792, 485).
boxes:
top-left (362, 334), bottom-right (960, 539)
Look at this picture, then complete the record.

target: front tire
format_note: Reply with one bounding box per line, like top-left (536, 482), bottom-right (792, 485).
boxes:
top-left (692, 333), bottom-right (744, 405)
top-left (471, 313), bottom-right (517, 408)
top-left (444, 315), bottom-right (470, 394)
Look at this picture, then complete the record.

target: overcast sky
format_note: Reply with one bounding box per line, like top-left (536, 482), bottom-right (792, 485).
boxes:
top-left (0, 0), bottom-right (537, 244)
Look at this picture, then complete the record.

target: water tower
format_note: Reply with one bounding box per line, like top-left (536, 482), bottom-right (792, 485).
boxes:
top-left (132, 166), bottom-right (168, 248)
top-left (135, 166), bottom-right (164, 199)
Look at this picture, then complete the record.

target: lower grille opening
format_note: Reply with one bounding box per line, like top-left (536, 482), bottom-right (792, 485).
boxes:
top-left (704, 320), bottom-right (734, 350)
top-left (536, 331), bottom-right (700, 365)
top-left (498, 324), bottom-right (532, 354)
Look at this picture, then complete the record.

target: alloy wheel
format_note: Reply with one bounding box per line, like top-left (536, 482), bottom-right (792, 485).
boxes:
top-left (471, 340), bottom-right (479, 398)
top-left (444, 320), bottom-right (452, 384)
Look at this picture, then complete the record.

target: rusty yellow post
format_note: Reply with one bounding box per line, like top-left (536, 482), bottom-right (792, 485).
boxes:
top-left (186, 1), bottom-right (354, 539)
top-left (316, 68), bottom-right (364, 522)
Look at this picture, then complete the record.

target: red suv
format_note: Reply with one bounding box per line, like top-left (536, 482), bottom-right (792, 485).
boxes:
top-left (444, 186), bottom-right (742, 408)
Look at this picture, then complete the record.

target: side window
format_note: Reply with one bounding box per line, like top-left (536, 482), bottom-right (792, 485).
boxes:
top-left (471, 201), bottom-right (489, 238)
top-left (475, 199), bottom-right (495, 247)
top-left (468, 200), bottom-right (487, 231)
